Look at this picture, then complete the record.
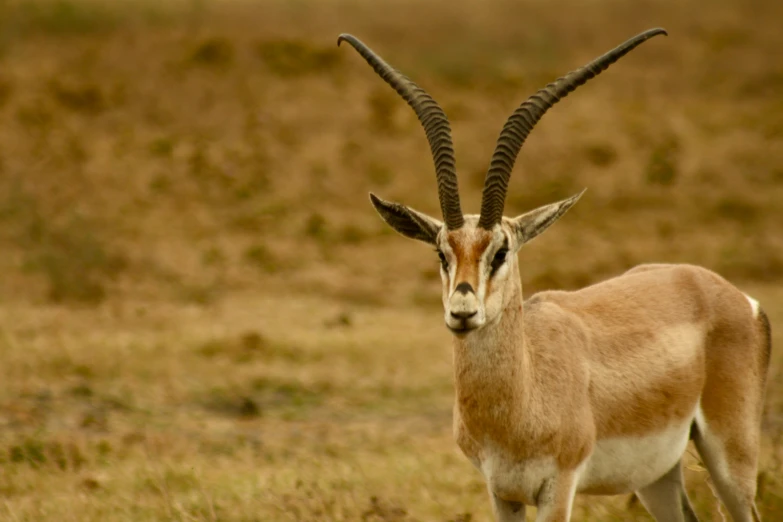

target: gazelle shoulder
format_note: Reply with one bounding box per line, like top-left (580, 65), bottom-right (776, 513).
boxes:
top-left (523, 294), bottom-right (591, 346)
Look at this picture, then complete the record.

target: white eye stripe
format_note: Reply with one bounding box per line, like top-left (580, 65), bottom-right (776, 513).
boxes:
top-left (484, 231), bottom-right (511, 271)
top-left (448, 254), bottom-right (459, 293)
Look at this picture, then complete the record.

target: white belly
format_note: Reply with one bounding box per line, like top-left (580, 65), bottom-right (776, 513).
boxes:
top-left (577, 415), bottom-right (694, 494)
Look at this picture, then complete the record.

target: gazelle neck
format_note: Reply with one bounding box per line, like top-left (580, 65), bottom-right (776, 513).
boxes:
top-left (452, 266), bottom-right (530, 444)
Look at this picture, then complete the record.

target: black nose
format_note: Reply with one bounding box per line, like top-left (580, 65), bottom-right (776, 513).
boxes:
top-left (455, 282), bottom-right (474, 295)
top-left (451, 310), bottom-right (477, 320)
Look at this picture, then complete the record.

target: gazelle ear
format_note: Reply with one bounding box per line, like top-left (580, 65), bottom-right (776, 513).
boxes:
top-left (370, 193), bottom-right (442, 245)
top-left (510, 189), bottom-right (586, 246)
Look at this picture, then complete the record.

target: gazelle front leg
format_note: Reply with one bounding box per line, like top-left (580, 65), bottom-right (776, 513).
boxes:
top-left (489, 492), bottom-right (526, 522)
top-left (534, 471), bottom-right (578, 522)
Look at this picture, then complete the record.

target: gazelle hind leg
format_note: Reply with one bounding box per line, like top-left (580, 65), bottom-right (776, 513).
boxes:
top-left (692, 409), bottom-right (762, 522)
top-left (692, 300), bottom-right (769, 522)
top-left (635, 461), bottom-right (699, 522)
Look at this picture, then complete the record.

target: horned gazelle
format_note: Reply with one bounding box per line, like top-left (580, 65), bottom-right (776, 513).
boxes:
top-left (338, 28), bottom-right (770, 522)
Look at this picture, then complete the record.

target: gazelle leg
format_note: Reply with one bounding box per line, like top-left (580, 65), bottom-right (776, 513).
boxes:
top-left (489, 492), bottom-right (526, 522)
top-left (693, 307), bottom-right (769, 522)
top-left (635, 461), bottom-right (699, 522)
top-left (534, 472), bottom-right (577, 522)
top-left (692, 416), bottom-right (761, 522)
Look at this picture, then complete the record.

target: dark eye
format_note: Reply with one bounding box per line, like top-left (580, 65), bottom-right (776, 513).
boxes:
top-left (491, 249), bottom-right (508, 273)
top-left (437, 251), bottom-right (448, 270)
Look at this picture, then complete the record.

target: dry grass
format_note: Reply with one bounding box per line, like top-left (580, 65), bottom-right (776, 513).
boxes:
top-left (0, 0), bottom-right (782, 519)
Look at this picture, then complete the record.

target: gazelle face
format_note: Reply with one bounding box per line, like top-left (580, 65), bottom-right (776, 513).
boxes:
top-left (435, 217), bottom-right (516, 335)
top-left (341, 27), bottom-right (663, 336)
top-left (369, 191), bottom-right (585, 336)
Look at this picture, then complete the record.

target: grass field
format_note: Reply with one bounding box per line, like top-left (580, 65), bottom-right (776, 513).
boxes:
top-left (0, 0), bottom-right (782, 519)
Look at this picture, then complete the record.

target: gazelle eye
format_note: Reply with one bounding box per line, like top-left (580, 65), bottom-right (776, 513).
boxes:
top-left (437, 251), bottom-right (448, 270)
top-left (491, 249), bottom-right (508, 273)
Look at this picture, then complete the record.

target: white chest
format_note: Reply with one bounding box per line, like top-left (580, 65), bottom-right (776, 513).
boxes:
top-left (480, 451), bottom-right (559, 505)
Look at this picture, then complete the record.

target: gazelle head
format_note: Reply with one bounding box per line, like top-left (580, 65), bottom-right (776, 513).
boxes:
top-left (338, 29), bottom-right (666, 335)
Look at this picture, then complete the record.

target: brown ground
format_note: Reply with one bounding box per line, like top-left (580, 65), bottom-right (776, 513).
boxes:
top-left (0, 0), bottom-right (782, 520)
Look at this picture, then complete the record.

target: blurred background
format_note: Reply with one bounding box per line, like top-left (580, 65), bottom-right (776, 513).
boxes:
top-left (0, 0), bottom-right (781, 519)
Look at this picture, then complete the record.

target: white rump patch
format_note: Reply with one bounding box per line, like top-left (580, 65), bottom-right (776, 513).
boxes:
top-left (744, 293), bottom-right (760, 318)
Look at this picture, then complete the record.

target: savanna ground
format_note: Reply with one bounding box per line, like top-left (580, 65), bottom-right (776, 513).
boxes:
top-left (0, 0), bottom-right (781, 520)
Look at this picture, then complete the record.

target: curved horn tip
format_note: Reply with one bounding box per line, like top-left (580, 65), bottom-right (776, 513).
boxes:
top-left (645, 27), bottom-right (668, 38)
top-left (336, 33), bottom-right (352, 47)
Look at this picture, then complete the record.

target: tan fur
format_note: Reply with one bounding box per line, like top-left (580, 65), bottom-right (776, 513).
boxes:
top-left (448, 232), bottom-right (491, 292)
top-left (351, 26), bottom-right (714, 520)
top-left (438, 217), bottom-right (770, 522)
top-left (371, 194), bottom-right (768, 521)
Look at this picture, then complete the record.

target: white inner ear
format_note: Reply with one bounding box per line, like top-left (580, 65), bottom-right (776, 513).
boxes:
top-left (530, 212), bottom-right (555, 232)
top-left (409, 207), bottom-right (443, 236)
top-left (511, 191), bottom-right (584, 245)
top-left (514, 204), bottom-right (563, 244)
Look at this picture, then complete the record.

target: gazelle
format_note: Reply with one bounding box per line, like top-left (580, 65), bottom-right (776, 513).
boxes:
top-left (338, 28), bottom-right (770, 522)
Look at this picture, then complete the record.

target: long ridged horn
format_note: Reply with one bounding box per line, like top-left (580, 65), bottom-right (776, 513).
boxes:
top-left (477, 28), bottom-right (667, 229)
top-left (338, 34), bottom-right (464, 230)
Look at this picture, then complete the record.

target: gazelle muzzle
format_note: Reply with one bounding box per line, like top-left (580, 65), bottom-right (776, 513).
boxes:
top-left (447, 283), bottom-right (483, 333)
